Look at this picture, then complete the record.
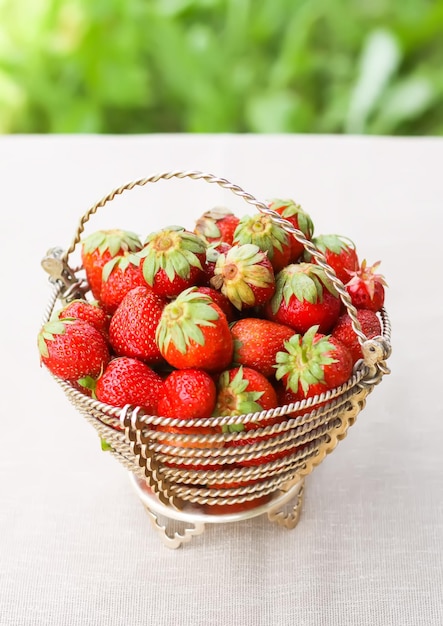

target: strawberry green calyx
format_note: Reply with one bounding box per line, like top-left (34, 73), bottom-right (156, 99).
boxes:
top-left (268, 199), bottom-right (314, 239)
top-left (77, 375), bottom-right (97, 397)
top-left (211, 244), bottom-right (274, 310)
top-left (275, 326), bottom-right (337, 395)
top-left (271, 263), bottom-right (337, 315)
top-left (38, 320), bottom-right (71, 358)
top-left (140, 227), bottom-right (206, 285)
top-left (156, 287), bottom-right (219, 355)
top-left (233, 214), bottom-right (288, 259)
top-left (195, 207), bottom-right (233, 241)
top-left (82, 229), bottom-right (141, 257)
top-left (310, 234), bottom-right (355, 256)
top-left (102, 252), bottom-right (141, 282)
top-left (215, 367), bottom-right (264, 427)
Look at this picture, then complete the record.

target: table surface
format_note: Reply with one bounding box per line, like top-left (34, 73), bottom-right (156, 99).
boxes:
top-left (1, 134), bottom-right (442, 626)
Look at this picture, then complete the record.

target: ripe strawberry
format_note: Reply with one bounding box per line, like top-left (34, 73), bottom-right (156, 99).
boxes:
top-left (214, 366), bottom-right (278, 423)
top-left (304, 234), bottom-right (359, 284)
top-left (232, 213), bottom-right (291, 272)
top-left (275, 326), bottom-right (353, 403)
top-left (156, 287), bottom-right (233, 372)
top-left (195, 286), bottom-right (236, 322)
top-left (95, 357), bottom-right (163, 414)
top-left (99, 252), bottom-right (147, 314)
top-left (345, 260), bottom-right (387, 312)
top-left (215, 366), bottom-right (292, 469)
top-left (194, 206), bottom-right (240, 245)
top-left (230, 318), bottom-right (295, 378)
top-left (109, 286), bottom-right (166, 365)
top-left (38, 319), bottom-right (110, 381)
top-left (203, 241), bottom-right (231, 283)
top-left (332, 309), bottom-right (382, 364)
top-left (58, 299), bottom-right (109, 336)
top-left (267, 198), bottom-right (314, 262)
top-left (264, 263), bottom-right (341, 334)
top-left (81, 229), bottom-right (142, 300)
top-left (139, 226), bottom-right (207, 298)
top-left (157, 369), bottom-right (216, 419)
top-left (210, 244), bottom-right (275, 310)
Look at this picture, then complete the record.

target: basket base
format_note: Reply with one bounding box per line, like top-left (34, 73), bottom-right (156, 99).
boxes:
top-left (129, 474), bottom-right (305, 549)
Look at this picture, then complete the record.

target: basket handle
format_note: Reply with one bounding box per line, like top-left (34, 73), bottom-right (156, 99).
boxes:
top-left (62, 169), bottom-right (368, 345)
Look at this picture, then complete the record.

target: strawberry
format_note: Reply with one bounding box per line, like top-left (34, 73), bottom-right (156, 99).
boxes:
top-left (214, 366), bottom-right (278, 423)
top-left (264, 263), bottom-right (341, 334)
top-left (38, 319), bottom-right (110, 381)
top-left (155, 287), bottom-right (233, 372)
top-left (99, 251), bottom-right (147, 314)
top-left (332, 309), bottom-right (382, 364)
top-left (267, 198), bottom-right (314, 262)
top-left (230, 318), bottom-right (295, 378)
top-left (157, 369), bottom-right (216, 419)
top-left (139, 226), bottom-right (207, 298)
top-left (345, 260), bottom-right (387, 312)
top-left (275, 326), bottom-right (353, 403)
top-left (195, 286), bottom-right (236, 322)
top-left (95, 357), bottom-right (163, 414)
top-left (109, 286), bottom-right (166, 365)
top-left (232, 213), bottom-right (291, 272)
top-left (304, 234), bottom-right (359, 284)
top-left (155, 369), bottom-right (220, 453)
top-left (210, 244), bottom-right (275, 310)
top-left (58, 299), bottom-right (109, 337)
top-left (203, 241), bottom-right (231, 283)
top-left (81, 229), bottom-right (142, 300)
top-left (194, 207), bottom-right (240, 245)
top-left (215, 367), bottom-right (292, 469)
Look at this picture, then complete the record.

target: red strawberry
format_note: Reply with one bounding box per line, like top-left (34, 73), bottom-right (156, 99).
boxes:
top-left (203, 241), bottom-right (231, 283)
top-left (195, 286), bottom-right (236, 322)
top-left (99, 252), bottom-right (147, 314)
top-left (109, 286), bottom-right (166, 365)
top-left (139, 227), bottom-right (207, 298)
top-left (155, 369), bottom-right (220, 454)
top-left (264, 263), bottom-right (341, 334)
top-left (95, 357), bottom-right (163, 414)
top-left (214, 366), bottom-right (278, 423)
top-left (38, 319), bottom-right (110, 381)
top-left (232, 213), bottom-right (291, 272)
top-left (58, 299), bottom-right (109, 336)
top-left (230, 318), bottom-right (295, 378)
top-left (345, 260), bottom-right (387, 312)
top-left (267, 198), bottom-right (314, 262)
top-left (304, 234), bottom-right (359, 284)
top-left (215, 366), bottom-right (292, 469)
top-left (210, 244), bottom-right (275, 310)
top-left (81, 230), bottom-right (142, 300)
top-left (157, 369), bottom-right (216, 419)
top-left (332, 309), bottom-right (382, 364)
top-left (194, 207), bottom-right (240, 245)
top-left (275, 326), bottom-right (353, 403)
top-left (155, 287), bottom-right (233, 372)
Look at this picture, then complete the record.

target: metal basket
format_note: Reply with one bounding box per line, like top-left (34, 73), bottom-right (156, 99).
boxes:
top-left (41, 170), bottom-right (391, 547)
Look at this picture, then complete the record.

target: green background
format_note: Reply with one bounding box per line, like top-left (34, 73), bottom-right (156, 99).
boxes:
top-left (1, 0), bottom-right (442, 135)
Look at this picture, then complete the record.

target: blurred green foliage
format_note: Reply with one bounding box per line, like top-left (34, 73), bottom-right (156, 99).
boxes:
top-left (1, 0), bottom-right (442, 134)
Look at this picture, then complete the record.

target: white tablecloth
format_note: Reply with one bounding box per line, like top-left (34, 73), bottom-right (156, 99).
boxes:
top-left (0, 134), bottom-right (442, 625)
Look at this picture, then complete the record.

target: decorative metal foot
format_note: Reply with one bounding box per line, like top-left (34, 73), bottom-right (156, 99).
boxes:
top-left (142, 504), bottom-right (206, 549)
top-left (130, 474), bottom-right (305, 547)
top-left (267, 479), bottom-right (305, 530)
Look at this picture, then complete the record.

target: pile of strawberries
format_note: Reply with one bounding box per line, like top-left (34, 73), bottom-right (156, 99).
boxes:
top-left (38, 200), bottom-right (387, 509)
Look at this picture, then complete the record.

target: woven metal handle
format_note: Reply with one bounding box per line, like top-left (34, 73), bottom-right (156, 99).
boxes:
top-left (62, 169), bottom-right (369, 344)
